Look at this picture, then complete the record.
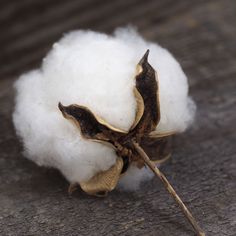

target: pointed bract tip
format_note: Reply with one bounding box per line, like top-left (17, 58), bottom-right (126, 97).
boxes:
top-left (58, 102), bottom-right (67, 115)
top-left (139, 49), bottom-right (150, 65)
top-left (58, 102), bottom-right (63, 111)
top-left (144, 49), bottom-right (150, 58)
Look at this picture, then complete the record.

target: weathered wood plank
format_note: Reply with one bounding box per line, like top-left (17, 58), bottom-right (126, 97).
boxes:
top-left (1, 0), bottom-right (208, 78)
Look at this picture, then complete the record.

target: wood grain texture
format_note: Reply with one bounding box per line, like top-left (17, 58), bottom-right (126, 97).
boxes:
top-left (0, 0), bottom-right (236, 235)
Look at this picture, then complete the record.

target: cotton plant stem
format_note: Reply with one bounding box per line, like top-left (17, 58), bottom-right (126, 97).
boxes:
top-left (132, 141), bottom-right (205, 236)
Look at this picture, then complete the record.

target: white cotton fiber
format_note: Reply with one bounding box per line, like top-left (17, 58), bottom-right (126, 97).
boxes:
top-left (13, 27), bottom-right (195, 190)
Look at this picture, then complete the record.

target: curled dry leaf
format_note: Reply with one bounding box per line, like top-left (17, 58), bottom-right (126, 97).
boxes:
top-left (80, 157), bottom-right (123, 197)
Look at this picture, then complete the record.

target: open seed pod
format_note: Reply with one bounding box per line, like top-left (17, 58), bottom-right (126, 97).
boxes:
top-left (58, 51), bottom-right (205, 236)
top-left (58, 50), bottom-right (173, 196)
top-left (13, 29), bottom-right (203, 235)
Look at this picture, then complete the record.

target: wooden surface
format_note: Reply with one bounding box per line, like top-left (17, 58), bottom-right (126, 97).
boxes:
top-left (0, 0), bottom-right (236, 235)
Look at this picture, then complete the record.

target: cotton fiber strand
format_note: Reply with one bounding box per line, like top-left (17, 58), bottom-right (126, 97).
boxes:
top-left (13, 28), bottom-right (196, 190)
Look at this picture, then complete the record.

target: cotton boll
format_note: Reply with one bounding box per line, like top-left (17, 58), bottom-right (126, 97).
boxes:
top-left (13, 28), bottom-right (195, 190)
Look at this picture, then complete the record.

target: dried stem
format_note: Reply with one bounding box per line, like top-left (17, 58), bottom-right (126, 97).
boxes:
top-left (132, 141), bottom-right (205, 236)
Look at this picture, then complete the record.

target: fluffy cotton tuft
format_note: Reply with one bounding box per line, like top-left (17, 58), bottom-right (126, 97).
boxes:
top-left (13, 28), bottom-right (195, 190)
